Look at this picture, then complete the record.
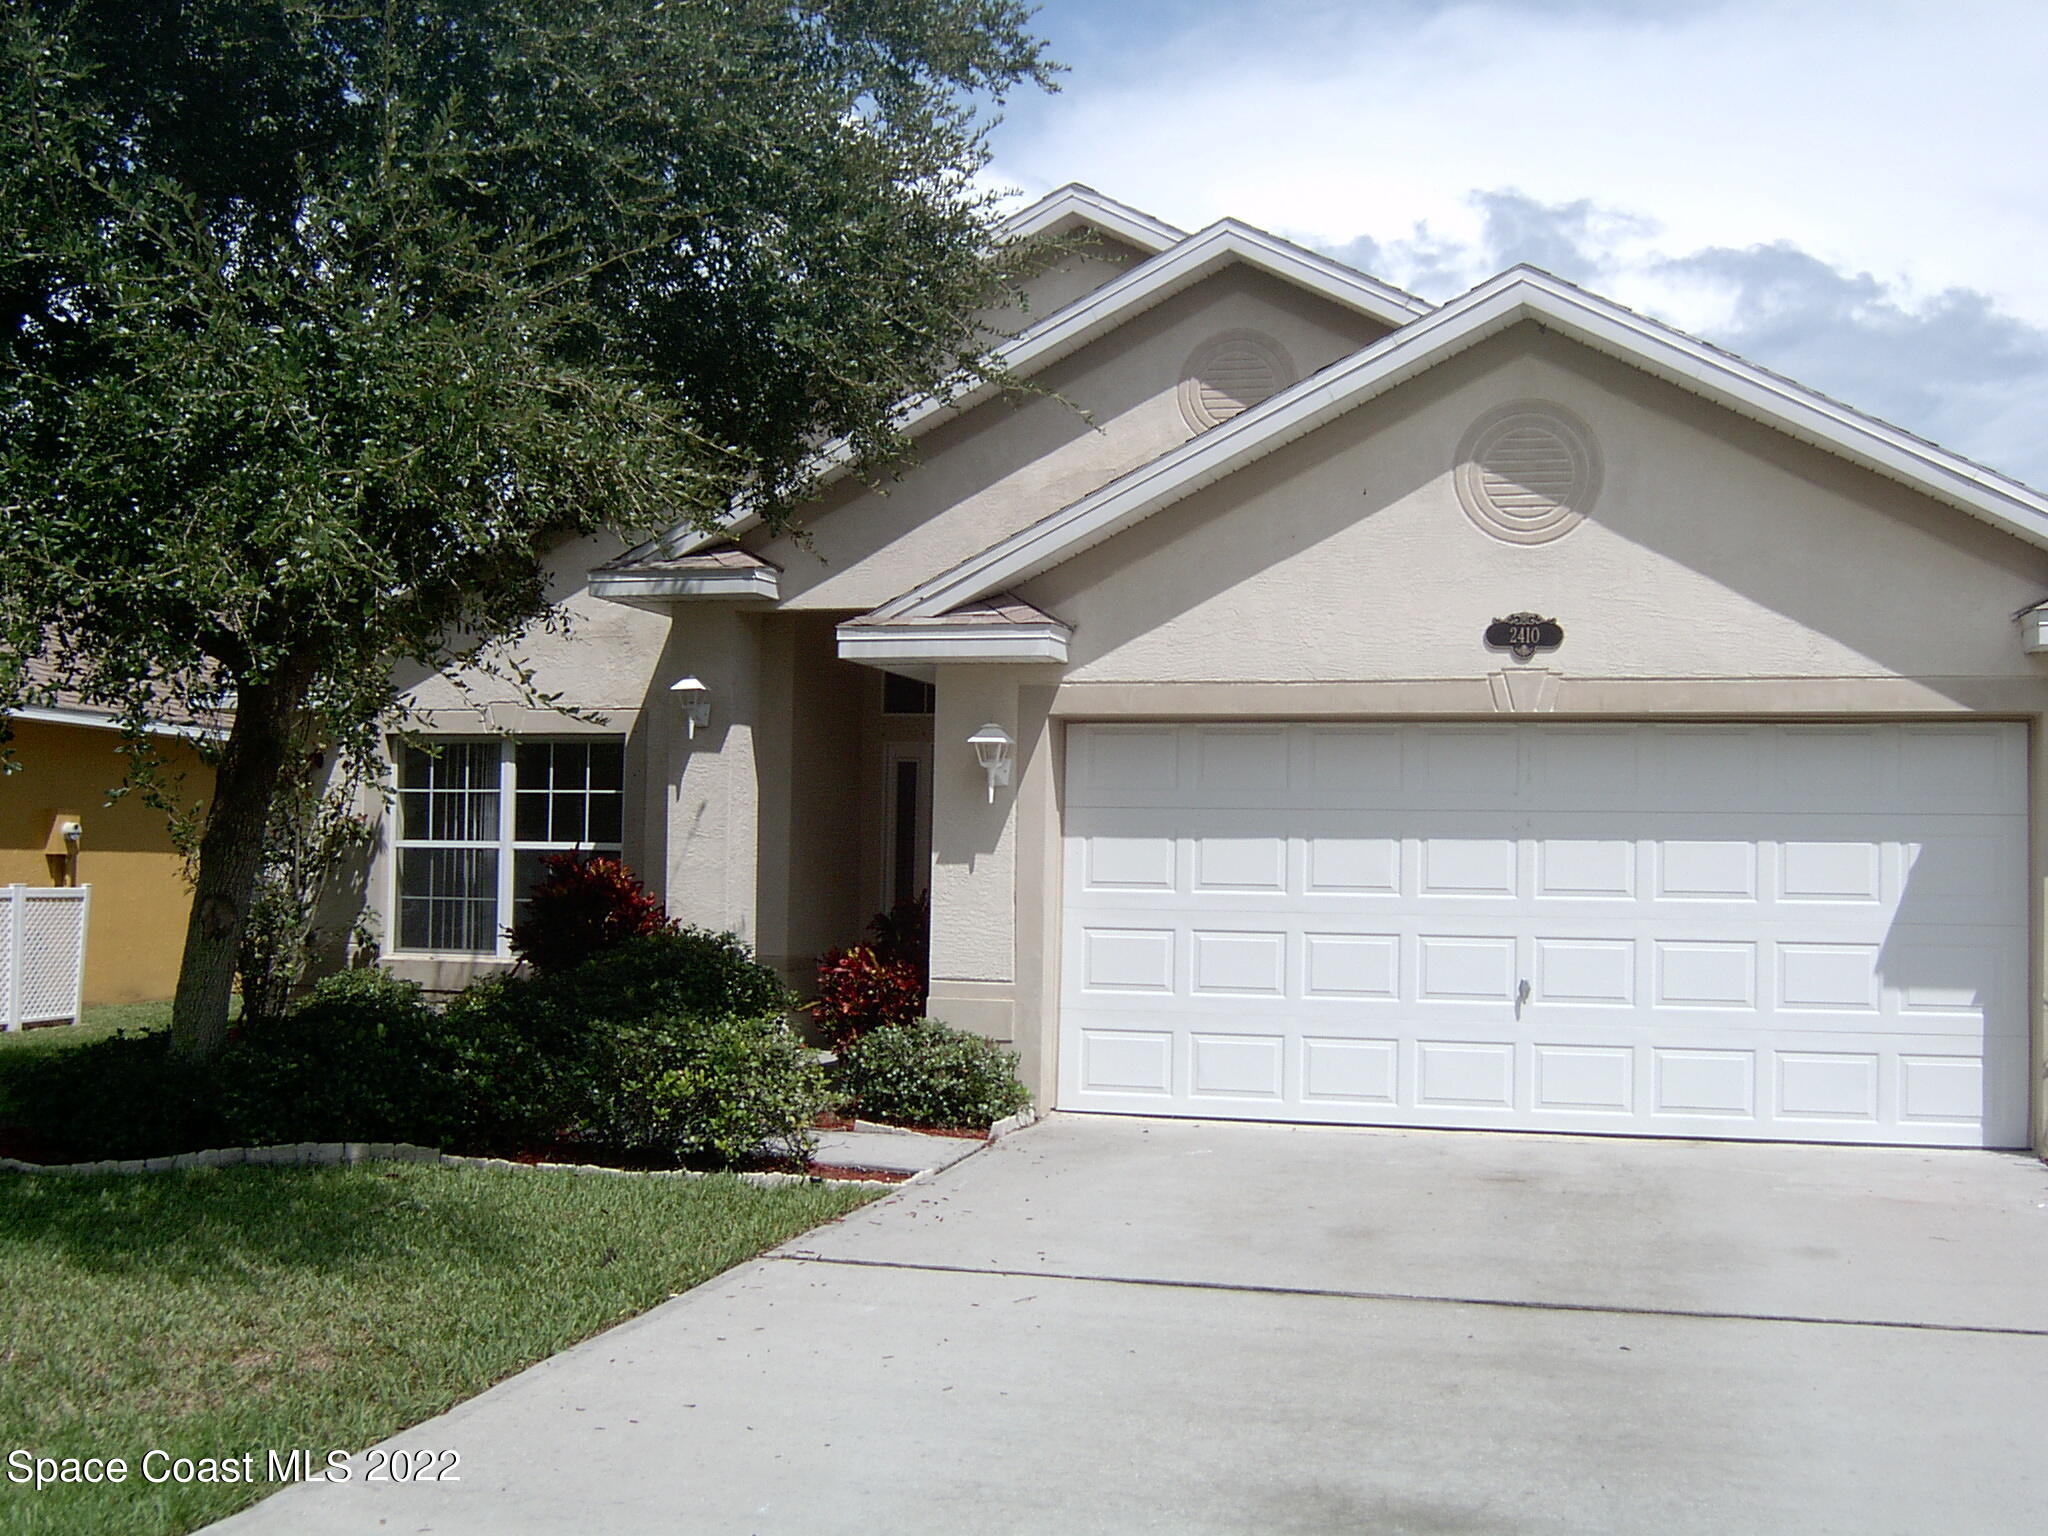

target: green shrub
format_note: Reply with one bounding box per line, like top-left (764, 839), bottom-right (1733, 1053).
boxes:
top-left (0, 1030), bottom-right (222, 1161)
top-left (213, 968), bottom-right (478, 1146)
top-left (581, 1012), bottom-right (826, 1165)
top-left (442, 930), bottom-right (817, 1163)
top-left (836, 1018), bottom-right (1031, 1130)
top-left (0, 932), bottom-right (815, 1168)
top-left (534, 929), bottom-right (792, 1026)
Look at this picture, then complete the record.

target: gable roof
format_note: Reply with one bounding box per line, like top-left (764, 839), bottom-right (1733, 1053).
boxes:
top-left (611, 211), bottom-right (1434, 569)
top-left (837, 592), bottom-right (1070, 668)
top-left (863, 266), bottom-right (2048, 624)
top-left (997, 183), bottom-right (1186, 254)
top-left (590, 542), bottom-right (780, 604)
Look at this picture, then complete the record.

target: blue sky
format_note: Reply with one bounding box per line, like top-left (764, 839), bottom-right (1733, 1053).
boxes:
top-left (985, 0), bottom-right (2048, 485)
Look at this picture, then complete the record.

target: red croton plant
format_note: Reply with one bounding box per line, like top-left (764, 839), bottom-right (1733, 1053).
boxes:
top-left (508, 854), bottom-right (674, 974)
top-left (810, 896), bottom-right (929, 1047)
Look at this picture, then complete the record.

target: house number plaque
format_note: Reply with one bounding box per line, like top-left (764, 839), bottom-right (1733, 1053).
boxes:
top-left (1485, 612), bottom-right (1564, 660)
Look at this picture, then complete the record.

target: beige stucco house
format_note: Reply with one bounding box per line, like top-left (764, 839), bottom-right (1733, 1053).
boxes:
top-left (376, 185), bottom-right (2048, 1154)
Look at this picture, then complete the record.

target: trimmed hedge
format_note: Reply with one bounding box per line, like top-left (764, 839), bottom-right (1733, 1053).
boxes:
top-left (835, 1018), bottom-right (1031, 1131)
top-left (216, 968), bottom-right (477, 1147)
top-left (0, 931), bottom-right (823, 1166)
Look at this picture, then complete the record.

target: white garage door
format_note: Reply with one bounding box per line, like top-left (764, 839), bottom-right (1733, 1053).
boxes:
top-left (1059, 723), bottom-right (2029, 1147)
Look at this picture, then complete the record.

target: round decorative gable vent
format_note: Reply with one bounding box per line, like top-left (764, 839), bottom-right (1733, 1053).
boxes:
top-left (1454, 401), bottom-right (1601, 545)
top-left (1178, 330), bottom-right (1297, 432)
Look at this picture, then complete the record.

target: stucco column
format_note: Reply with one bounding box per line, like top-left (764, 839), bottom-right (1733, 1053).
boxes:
top-left (927, 666), bottom-right (1062, 1105)
top-left (659, 606), bottom-right (771, 948)
top-left (928, 667), bottom-right (1021, 1044)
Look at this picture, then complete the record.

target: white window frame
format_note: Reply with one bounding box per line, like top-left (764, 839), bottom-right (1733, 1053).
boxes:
top-left (388, 736), bottom-right (625, 960)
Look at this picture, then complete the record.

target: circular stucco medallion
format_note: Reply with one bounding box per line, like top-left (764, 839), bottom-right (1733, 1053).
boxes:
top-left (1454, 401), bottom-right (1602, 545)
top-left (1178, 330), bottom-right (1297, 432)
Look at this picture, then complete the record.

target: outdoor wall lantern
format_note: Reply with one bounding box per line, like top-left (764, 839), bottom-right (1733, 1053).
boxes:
top-left (669, 675), bottom-right (711, 739)
top-left (967, 723), bottom-right (1014, 803)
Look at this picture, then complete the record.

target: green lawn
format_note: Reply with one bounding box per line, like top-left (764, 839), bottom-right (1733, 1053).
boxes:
top-left (0, 998), bottom-right (177, 1060)
top-left (0, 1163), bottom-right (878, 1534)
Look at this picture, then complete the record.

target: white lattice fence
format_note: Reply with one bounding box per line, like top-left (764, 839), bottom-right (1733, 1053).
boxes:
top-left (2, 886), bottom-right (91, 1029)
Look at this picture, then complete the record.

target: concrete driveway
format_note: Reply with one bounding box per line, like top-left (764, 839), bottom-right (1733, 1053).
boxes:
top-left (215, 1116), bottom-right (2048, 1534)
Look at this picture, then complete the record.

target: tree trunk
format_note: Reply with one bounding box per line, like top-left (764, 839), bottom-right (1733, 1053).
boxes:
top-left (169, 663), bottom-right (314, 1059)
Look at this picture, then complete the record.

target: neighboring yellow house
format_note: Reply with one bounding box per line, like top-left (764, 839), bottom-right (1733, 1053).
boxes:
top-left (1, 682), bottom-right (218, 1007)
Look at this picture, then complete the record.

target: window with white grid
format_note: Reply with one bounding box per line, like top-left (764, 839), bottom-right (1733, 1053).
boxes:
top-left (393, 738), bottom-right (625, 956)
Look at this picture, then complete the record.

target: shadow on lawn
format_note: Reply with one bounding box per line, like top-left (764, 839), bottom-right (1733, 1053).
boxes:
top-left (0, 1167), bottom-right (528, 1284)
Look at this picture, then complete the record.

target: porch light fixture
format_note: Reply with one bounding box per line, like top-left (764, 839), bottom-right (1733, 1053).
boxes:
top-left (967, 723), bottom-right (1014, 803)
top-left (669, 675), bottom-right (711, 739)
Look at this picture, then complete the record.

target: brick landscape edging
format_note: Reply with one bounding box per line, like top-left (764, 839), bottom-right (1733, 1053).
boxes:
top-left (0, 1141), bottom-right (906, 1188)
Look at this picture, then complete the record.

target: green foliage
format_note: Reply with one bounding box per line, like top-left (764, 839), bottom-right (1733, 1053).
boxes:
top-left (450, 930), bottom-right (814, 1159)
top-left (1, 934), bottom-right (820, 1167)
top-left (523, 928), bottom-right (796, 1028)
top-left (579, 1015), bottom-right (827, 1166)
top-left (212, 969), bottom-right (477, 1146)
top-left (836, 1017), bottom-right (1031, 1130)
top-left (0, 0), bottom-right (1057, 1051)
top-left (0, 1030), bottom-right (223, 1163)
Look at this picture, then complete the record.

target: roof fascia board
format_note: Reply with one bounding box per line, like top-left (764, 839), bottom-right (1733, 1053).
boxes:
top-left (997, 185), bottom-right (1185, 254)
top-left (876, 269), bottom-right (2048, 619)
top-left (835, 620), bottom-right (1071, 667)
top-left (634, 222), bottom-right (1434, 564)
top-left (5, 704), bottom-right (224, 741)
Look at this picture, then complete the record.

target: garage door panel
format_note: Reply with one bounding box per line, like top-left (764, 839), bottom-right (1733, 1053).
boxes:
top-left (1187, 1031), bottom-right (1287, 1099)
top-left (1192, 727), bottom-right (1290, 797)
top-left (1304, 728), bottom-right (1406, 804)
top-left (1069, 725), bottom-right (1180, 799)
top-left (1301, 1037), bottom-right (1402, 1105)
top-left (1535, 838), bottom-right (1638, 899)
top-left (1527, 726), bottom-right (1644, 806)
top-left (1645, 726), bottom-right (1772, 809)
top-left (1061, 722), bottom-right (2028, 1147)
top-left (1305, 834), bottom-right (1402, 894)
top-left (1533, 1044), bottom-right (1637, 1114)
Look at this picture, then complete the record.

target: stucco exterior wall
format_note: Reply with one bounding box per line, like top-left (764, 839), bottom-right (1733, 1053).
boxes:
top-left (978, 236), bottom-right (1151, 339)
top-left (0, 719), bottom-right (211, 1005)
top-left (750, 265), bottom-right (1393, 613)
top-left (1024, 325), bottom-right (2048, 691)
top-left (397, 531), bottom-right (674, 726)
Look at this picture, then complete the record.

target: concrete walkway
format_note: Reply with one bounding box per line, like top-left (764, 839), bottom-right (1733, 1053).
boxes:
top-left (809, 1121), bottom-right (985, 1176)
top-left (213, 1116), bottom-right (2048, 1535)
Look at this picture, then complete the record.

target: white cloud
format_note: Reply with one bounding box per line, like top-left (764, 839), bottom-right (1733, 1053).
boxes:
top-left (996, 0), bottom-right (2048, 324)
top-left (1326, 187), bottom-right (2048, 486)
top-left (991, 0), bottom-right (2048, 483)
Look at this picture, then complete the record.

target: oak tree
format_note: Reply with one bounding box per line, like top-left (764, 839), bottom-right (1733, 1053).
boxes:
top-left (0, 0), bottom-right (1054, 1054)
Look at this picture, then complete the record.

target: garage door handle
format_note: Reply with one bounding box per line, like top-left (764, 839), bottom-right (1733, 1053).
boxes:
top-left (1516, 978), bottom-right (1530, 1019)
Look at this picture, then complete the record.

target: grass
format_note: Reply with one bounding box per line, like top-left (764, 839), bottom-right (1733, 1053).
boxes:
top-left (0, 1162), bottom-right (878, 1535)
top-left (0, 998), bottom-right (178, 1059)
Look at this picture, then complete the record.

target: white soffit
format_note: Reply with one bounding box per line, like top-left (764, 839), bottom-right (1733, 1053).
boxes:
top-left (619, 216), bottom-right (1434, 567)
top-left (873, 267), bottom-right (2048, 622)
